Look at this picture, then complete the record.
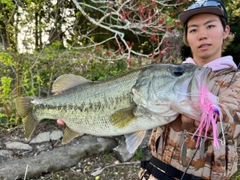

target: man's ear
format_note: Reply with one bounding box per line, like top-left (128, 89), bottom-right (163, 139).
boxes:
top-left (223, 25), bottom-right (230, 39)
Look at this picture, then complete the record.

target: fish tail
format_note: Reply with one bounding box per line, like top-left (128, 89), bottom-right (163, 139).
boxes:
top-left (15, 97), bottom-right (39, 139)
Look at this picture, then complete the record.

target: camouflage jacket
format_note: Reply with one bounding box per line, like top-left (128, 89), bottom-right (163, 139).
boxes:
top-left (149, 67), bottom-right (240, 180)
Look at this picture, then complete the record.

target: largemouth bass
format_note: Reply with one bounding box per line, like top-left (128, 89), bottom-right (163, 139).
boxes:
top-left (16, 63), bottom-right (212, 153)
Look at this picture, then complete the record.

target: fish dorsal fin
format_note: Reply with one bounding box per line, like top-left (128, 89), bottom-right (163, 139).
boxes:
top-left (52, 74), bottom-right (91, 94)
top-left (125, 130), bottom-right (147, 154)
top-left (110, 107), bottom-right (136, 128)
top-left (62, 126), bottom-right (83, 144)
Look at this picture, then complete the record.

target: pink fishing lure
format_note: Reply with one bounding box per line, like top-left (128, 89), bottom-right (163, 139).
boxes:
top-left (192, 85), bottom-right (221, 149)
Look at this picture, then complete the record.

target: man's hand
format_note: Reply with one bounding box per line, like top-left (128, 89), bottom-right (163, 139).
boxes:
top-left (169, 114), bottom-right (199, 132)
top-left (57, 119), bottom-right (66, 127)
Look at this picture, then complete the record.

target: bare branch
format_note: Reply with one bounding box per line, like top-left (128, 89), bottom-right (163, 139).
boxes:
top-left (71, 0), bottom-right (183, 61)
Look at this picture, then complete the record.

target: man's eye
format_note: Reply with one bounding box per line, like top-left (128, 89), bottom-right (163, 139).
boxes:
top-left (208, 25), bottom-right (215, 29)
top-left (189, 29), bottom-right (196, 33)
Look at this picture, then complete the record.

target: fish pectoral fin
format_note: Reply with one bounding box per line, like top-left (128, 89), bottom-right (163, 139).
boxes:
top-left (62, 126), bottom-right (83, 144)
top-left (125, 131), bottom-right (147, 154)
top-left (110, 107), bottom-right (136, 128)
top-left (52, 74), bottom-right (91, 94)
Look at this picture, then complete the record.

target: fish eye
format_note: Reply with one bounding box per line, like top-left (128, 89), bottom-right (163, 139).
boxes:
top-left (173, 66), bottom-right (184, 76)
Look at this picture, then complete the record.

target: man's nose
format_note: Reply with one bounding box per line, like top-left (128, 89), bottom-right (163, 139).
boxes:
top-left (198, 29), bottom-right (208, 41)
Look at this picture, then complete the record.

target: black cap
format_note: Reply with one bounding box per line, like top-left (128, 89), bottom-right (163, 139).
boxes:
top-left (178, 0), bottom-right (228, 25)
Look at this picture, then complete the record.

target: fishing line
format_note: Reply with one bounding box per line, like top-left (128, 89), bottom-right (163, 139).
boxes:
top-left (176, 91), bottom-right (201, 97)
top-left (184, 130), bottom-right (224, 144)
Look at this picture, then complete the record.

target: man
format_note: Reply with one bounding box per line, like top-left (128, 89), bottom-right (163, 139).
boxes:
top-left (139, 0), bottom-right (240, 179)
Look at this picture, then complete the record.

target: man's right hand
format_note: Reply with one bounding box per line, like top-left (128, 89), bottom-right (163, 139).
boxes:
top-left (169, 114), bottom-right (199, 132)
top-left (57, 119), bottom-right (66, 127)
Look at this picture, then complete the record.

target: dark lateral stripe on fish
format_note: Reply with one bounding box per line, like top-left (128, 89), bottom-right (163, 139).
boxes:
top-left (34, 104), bottom-right (84, 112)
top-left (36, 94), bottom-right (132, 113)
top-left (34, 102), bottom-right (105, 112)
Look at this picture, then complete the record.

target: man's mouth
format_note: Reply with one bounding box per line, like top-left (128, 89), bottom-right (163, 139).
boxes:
top-left (198, 44), bottom-right (211, 50)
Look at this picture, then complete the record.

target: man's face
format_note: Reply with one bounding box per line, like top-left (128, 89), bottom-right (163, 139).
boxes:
top-left (186, 13), bottom-right (230, 66)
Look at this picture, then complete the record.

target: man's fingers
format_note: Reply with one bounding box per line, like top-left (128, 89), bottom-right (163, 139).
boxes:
top-left (181, 115), bottom-right (195, 132)
top-left (57, 119), bottom-right (66, 127)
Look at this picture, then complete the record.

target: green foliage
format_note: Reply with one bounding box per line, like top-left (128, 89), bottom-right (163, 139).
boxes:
top-left (223, 20), bottom-right (240, 65)
top-left (135, 148), bottom-right (144, 160)
top-left (0, 52), bottom-right (14, 66)
top-left (223, 0), bottom-right (240, 65)
top-left (0, 77), bottom-right (12, 103)
top-left (103, 154), bottom-right (111, 162)
top-left (0, 75), bottom-right (17, 128)
top-left (227, 0), bottom-right (240, 18)
top-left (0, 52), bottom-right (19, 128)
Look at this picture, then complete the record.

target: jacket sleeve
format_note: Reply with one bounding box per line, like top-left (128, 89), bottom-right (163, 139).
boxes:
top-left (217, 72), bottom-right (240, 138)
top-left (218, 72), bottom-right (240, 122)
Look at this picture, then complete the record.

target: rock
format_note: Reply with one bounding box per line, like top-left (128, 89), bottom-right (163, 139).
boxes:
top-left (0, 150), bottom-right (13, 157)
top-left (50, 130), bottom-right (63, 140)
top-left (30, 132), bottom-right (50, 144)
top-left (113, 136), bottom-right (134, 162)
top-left (113, 131), bottom-right (151, 162)
top-left (35, 144), bottom-right (52, 153)
top-left (97, 137), bottom-right (110, 143)
top-left (0, 136), bottom-right (118, 180)
top-left (5, 142), bottom-right (33, 151)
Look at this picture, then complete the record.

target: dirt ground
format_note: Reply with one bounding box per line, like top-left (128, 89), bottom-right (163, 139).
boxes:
top-left (35, 153), bottom-right (141, 180)
top-left (0, 123), bottom-right (150, 180)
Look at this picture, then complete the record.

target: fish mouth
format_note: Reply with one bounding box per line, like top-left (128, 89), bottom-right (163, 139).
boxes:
top-left (173, 66), bottom-right (212, 119)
